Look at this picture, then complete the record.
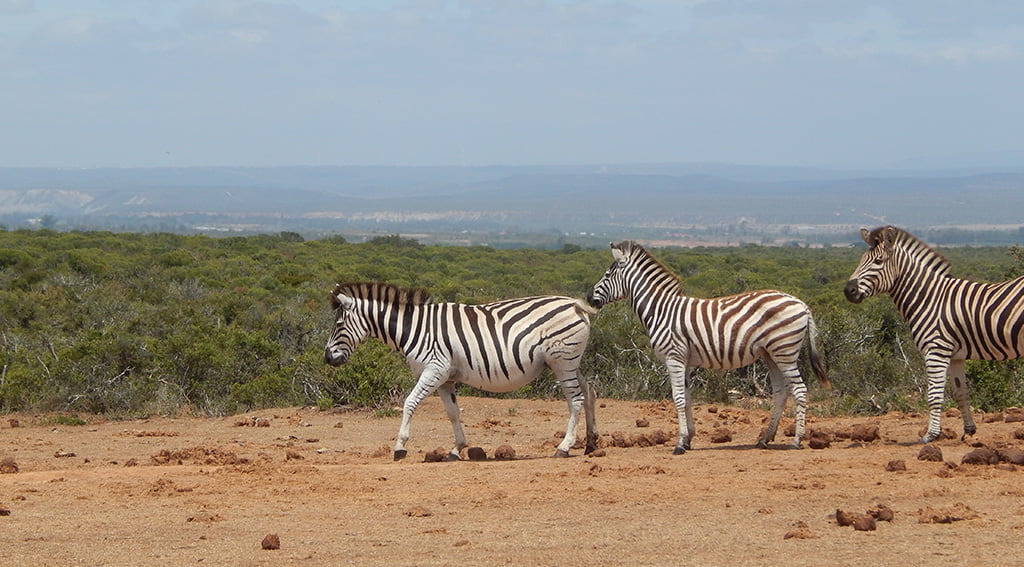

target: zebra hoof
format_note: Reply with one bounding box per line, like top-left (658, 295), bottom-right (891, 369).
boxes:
top-left (672, 446), bottom-right (686, 455)
top-left (919, 434), bottom-right (939, 444)
top-left (553, 449), bottom-right (570, 458)
top-left (755, 440), bottom-right (768, 449)
top-left (446, 452), bottom-right (461, 462)
top-left (964, 424), bottom-right (977, 436)
top-left (393, 449), bottom-right (408, 461)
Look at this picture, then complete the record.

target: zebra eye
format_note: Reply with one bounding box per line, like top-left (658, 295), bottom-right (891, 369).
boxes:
top-left (872, 257), bottom-right (885, 266)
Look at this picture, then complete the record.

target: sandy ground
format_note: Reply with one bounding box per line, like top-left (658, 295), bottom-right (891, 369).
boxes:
top-left (3, 396), bottom-right (1024, 566)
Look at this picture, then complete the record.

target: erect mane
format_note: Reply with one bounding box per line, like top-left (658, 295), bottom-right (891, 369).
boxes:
top-left (616, 240), bottom-right (685, 294)
top-left (331, 282), bottom-right (433, 309)
top-left (868, 226), bottom-right (952, 276)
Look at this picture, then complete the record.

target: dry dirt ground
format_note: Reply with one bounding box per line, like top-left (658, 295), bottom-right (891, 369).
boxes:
top-left (3, 396), bottom-right (1024, 566)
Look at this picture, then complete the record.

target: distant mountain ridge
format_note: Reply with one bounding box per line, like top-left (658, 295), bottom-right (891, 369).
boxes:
top-left (2, 164), bottom-right (1023, 241)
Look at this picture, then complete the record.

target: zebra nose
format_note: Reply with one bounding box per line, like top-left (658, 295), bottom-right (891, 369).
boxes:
top-left (325, 349), bottom-right (347, 366)
top-left (843, 279), bottom-right (864, 303)
top-left (586, 291), bottom-right (604, 309)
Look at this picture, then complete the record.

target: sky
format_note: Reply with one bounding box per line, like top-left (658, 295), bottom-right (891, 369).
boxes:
top-left (1, 0), bottom-right (1023, 169)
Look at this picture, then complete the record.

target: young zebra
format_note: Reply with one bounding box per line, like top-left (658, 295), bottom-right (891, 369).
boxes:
top-left (324, 282), bottom-right (598, 461)
top-left (587, 241), bottom-right (829, 454)
top-left (844, 226), bottom-right (1024, 443)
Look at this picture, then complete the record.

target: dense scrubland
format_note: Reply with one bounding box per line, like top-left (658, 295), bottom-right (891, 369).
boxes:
top-left (2, 229), bottom-right (1024, 419)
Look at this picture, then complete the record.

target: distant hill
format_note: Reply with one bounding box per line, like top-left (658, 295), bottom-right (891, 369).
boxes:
top-left (2, 164), bottom-right (1023, 245)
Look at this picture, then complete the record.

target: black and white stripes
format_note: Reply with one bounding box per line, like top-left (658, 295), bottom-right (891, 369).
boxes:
top-left (844, 226), bottom-right (1024, 443)
top-left (325, 282), bottom-right (597, 460)
top-left (587, 241), bottom-right (829, 454)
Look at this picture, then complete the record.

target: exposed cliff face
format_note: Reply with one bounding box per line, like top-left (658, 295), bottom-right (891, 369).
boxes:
top-left (0, 189), bottom-right (95, 214)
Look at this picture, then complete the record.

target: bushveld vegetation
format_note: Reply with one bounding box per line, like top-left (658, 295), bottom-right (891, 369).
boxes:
top-left (2, 229), bottom-right (1023, 418)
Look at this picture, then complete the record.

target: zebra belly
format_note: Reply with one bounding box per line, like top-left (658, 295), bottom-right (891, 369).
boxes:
top-left (452, 366), bottom-right (545, 393)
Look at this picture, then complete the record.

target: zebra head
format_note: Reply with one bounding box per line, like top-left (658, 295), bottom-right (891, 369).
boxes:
top-left (324, 288), bottom-right (368, 366)
top-left (586, 241), bottom-right (633, 309)
top-left (844, 226), bottom-right (899, 304)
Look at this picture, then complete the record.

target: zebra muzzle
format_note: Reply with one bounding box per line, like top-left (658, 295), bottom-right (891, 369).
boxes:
top-left (843, 280), bottom-right (865, 303)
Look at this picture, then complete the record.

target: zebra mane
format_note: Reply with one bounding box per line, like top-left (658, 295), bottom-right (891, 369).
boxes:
top-left (868, 226), bottom-right (952, 276)
top-left (331, 282), bottom-right (433, 308)
top-left (616, 240), bottom-right (685, 294)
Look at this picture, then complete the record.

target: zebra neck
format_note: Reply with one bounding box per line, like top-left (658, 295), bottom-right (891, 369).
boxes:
top-left (365, 300), bottom-right (426, 355)
top-left (888, 268), bottom-right (948, 322)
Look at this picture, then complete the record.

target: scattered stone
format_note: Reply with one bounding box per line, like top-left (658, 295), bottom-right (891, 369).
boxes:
top-left (405, 506), bottom-right (432, 517)
top-left (1014, 429), bottom-right (1024, 440)
top-left (885, 459), bottom-right (907, 472)
top-left (850, 423), bottom-right (880, 442)
top-left (333, 422), bottom-right (344, 428)
top-left (961, 446), bottom-right (999, 465)
top-left (0, 507), bottom-right (10, 516)
top-left (983, 412), bottom-right (1004, 423)
top-left (852, 514), bottom-right (877, 531)
top-left (710, 428), bottom-right (732, 444)
top-left (836, 509), bottom-right (855, 527)
top-left (8, 419), bottom-right (19, 428)
top-left (285, 450), bottom-right (303, 461)
top-left (54, 450), bottom-right (76, 458)
top-left (1004, 408), bottom-right (1024, 423)
top-left (261, 534), bottom-right (280, 550)
top-left (235, 416), bottom-right (272, 427)
top-left (706, 406), bottom-right (718, 414)
top-left (493, 445), bottom-right (516, 460)
top-left (635, 418), bottom-right (650, 428)
top-left (917, 444), bottom-right (943, 462)
top-left (998, 447), bottom-right (1024, 465)
top-left (807, 430), bottom-right (832, 450)
top-left (123, 458), bottom-right (138, 467)
top-left (0, 458), bottom-right (18, 474)
top-left (868, 504), bottom-right (895, 522)
top-left (466, 447), bottom-right (488, 461)
top-left (588, 449), bottom-right (607, 458)
top-left (187, 510), bottom-right (224, 523)
top-left (423, 449), bottom-right (447, 463)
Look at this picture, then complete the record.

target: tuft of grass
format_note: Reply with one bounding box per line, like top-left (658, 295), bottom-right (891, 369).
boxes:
top-left (41, 414), bottom-right (89, 426)
top-left (373, 407), bottom-right (400, 418)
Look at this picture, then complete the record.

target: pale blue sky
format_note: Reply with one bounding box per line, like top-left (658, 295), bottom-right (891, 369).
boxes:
top-left (2, 0), bottom-right (1023, 169)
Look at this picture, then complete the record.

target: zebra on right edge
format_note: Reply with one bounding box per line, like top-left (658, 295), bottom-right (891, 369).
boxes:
top-left (845, 226), bottom-right (1024, 444)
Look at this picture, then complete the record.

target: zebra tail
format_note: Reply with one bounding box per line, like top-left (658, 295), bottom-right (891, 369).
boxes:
top-left (575, 298), bottom-right (599, 316)
top-left (807, 313), bottom-right (831, 389)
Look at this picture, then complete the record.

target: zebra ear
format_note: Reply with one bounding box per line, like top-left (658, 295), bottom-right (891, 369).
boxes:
top-left (610, 243), bottom-right (627, 263)
top-left (859, 227), bottom-right (872, 245)
top-left (881, 226), bottom-right (898, 245)
top-left (333, 292), bottom-right (355, 310)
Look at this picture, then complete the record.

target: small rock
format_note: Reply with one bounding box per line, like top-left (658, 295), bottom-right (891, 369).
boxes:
top-left (635, 418), bottom-right (650, 428)
top-left (710, 428), bottom-right (732, 444)
top-left (466, 447), bottom-right (488, 461)
top-left (261, 534), bottom-right (280, 550)
top-left (852, 514), bottom-right (877, 531)
top-left (917, 444), bottom-right (943, 462)
top-left (423, 449), bottom-right (447, 463)
top-left (836, 509), bottom-right (855, 527)
top-left (850, 423), bottom-right (880, 442)
top-left (8, 419), bottom-right (19, 428)
top-left (493, 445), bottom-right (516, 460)
top-left (783, 521), bottom-right (819, 539)
top-left (0, 458), bottom-right (18, 474)
top-left (997, 447), bottom-right (1024, 465)
top-left (885, 459), bottom-right (907, 472)
top-left (868, 504), bottom-right (895, 522)
top-left (961, 446), bottom-right (999, 465)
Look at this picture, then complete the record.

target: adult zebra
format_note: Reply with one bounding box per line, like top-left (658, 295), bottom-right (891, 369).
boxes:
top-left (844, 226), bottom-right (1024, 443)
top-left (587, 241), bottom-right (829, 454)
top-left (324, 282), bottom-right (598, 461)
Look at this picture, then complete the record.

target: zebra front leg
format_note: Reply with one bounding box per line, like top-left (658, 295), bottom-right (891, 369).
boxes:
top-left (437, 382), bottom-right (467, 461)
top-left (394, 368), bottom-right (446, 461)
top-left (666, 357), bottom-right (694, 455)
top-left (920, 354), bottom-right (951, 444)
top-left (948, 359), bottom-right (977, 439)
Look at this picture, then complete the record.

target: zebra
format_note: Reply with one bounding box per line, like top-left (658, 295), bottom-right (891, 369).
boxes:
top-left (324, 282), bottom-right (598, 461)
top-left (586, 241), bottom-right (829, 454)
top-left (844, 225), bottom-right (1024, 443)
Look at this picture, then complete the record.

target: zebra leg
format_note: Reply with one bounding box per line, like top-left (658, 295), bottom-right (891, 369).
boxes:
top-left (394, 368), bottom-right (446, 461)
top-left (947, 359), bottom-right (977, 438)
top-left (437, 382), bottom-right (467, 461)
top-left (666, 357), bottom-right (694, 455)
top-left (553, 373), bottom-right (586, 457)
top-left (920, 353), bottom-right (951, 444)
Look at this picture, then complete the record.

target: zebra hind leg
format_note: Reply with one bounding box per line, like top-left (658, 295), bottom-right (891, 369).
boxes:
top-left (438, 382), bottom-right (467, 461)
top-left (948, 360), bottom-right (977, 438)
top-left (553, 372), bottom-right (587, 458)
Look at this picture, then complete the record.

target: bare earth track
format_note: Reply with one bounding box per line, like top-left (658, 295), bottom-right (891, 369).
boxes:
top-left (3, 397), bottom-right (1024, 566)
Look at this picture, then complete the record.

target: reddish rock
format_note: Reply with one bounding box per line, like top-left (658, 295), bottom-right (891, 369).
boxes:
top-left (850, 423), bottom-right (880, 442)
top-left (261, 534), bottom-right (280, 550)
top-left (885, 460), bottom-right (907, 472)
top-left (961, 446), bottom-right (999, 465)
top-left (493, 445), bottom-right (516, 460)
top-left (466, 447), bottom-right (488, 461)
top-left (917, 444), bottom-right (943, 462)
